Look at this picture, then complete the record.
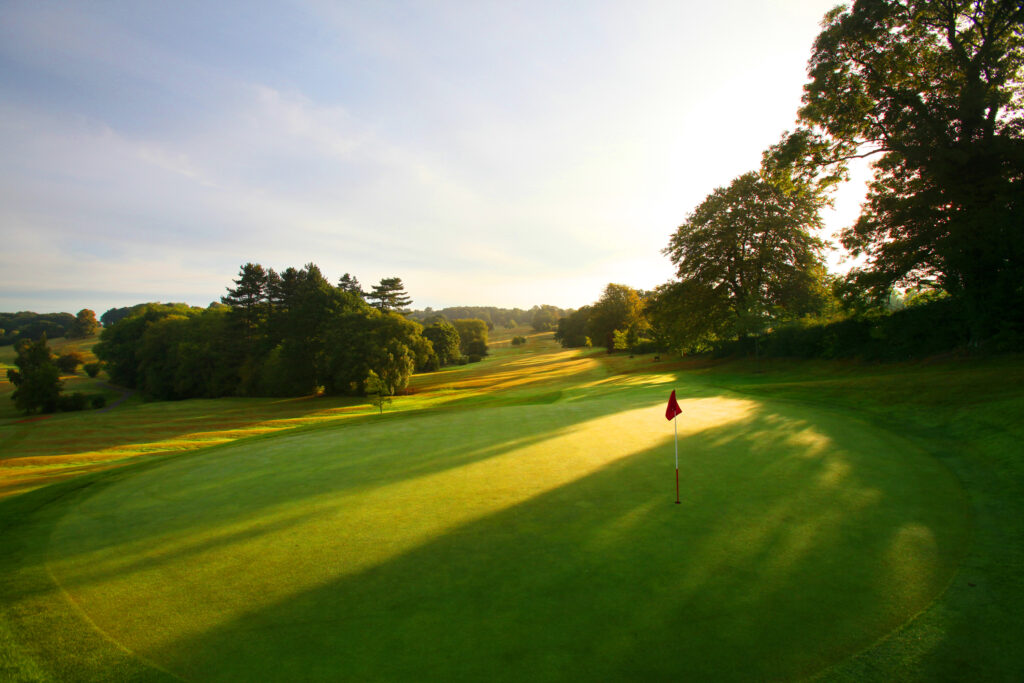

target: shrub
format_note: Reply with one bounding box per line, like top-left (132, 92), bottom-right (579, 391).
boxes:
top-left (90, 394), bottom-right (107, 409)
top-left (467, 354), bottom-right (483, 363)
top-left (83, 362), bottom-right (103, 378)
top-left (56, 351), bottom-right (86, 374)
top-left (630, 339), bottom-right (662, 354)
top-left (57, 392), bottom-right (89, 412)
top-left (511, 336), bottom-right (527, 346)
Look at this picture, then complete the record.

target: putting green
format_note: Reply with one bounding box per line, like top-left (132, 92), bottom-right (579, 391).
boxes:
top-left (40, 380), bottom-right (969, 681)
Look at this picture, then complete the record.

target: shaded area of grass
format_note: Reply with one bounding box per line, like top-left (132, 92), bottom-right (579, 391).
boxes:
top-left (0, 339), bottom-right (1020, 680)
top-left (23, 381), bottom-right (966, 680)
top-left (679, 356), bottom-right (1024, 681)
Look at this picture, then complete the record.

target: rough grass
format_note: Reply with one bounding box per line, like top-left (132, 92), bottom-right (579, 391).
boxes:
top-left (0, 337), bottom-right (1021, 681)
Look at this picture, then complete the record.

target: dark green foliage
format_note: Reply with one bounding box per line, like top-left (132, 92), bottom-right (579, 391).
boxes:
top-left (530, 305), bottom-right (560, 331)
top-left (83, 362), bottom-right (102, 378)
top-left (659, 172), bottom-right (828, 352)
top-left (100, 306), bottom-right (138, 328)
top-left (365, 277), bottom-right (412, 313)
top-left (337, 273), bottom-right (364, 298)
top-left (94, 303), bottom-right (200, 389)
top-left (7, 335), bottom-right (62, 414)
top-left (324, 310), bottom-right (431, 395)
top-left (66, 309), bottom-right (99, 339)
top-left (586, 284), bottom-right (648, 351)
top-left (422, 321), bottom-right (461, 366)
top-left (221, 262), bottom-right (269, 350)
top-left (453, 319), bottom-right (489, 357)
top-left (715, 298), bottom-right (982, 361)
top-left (364, 370), bottom-right (392, 413)
top-left (0, 312), bottom-right (76, 345)
top-left (511, 336), bottom-right (527, 346)
top-left (56, 392), bottom-right (89, 412)
top-left (56, 351), bottom-right (85, 374)
top-left (554, 307), bottom-right (592, 348)
top-left (792, 0), bottom-right (1024, 341)
top-left (91, 264), bottom-right (436, 400)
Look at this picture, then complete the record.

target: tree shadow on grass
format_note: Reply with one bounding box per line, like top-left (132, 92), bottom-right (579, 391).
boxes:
top-left (10, 377), bottom-right (684, 587)
top-left (52, 400), bottom-right (968, 682)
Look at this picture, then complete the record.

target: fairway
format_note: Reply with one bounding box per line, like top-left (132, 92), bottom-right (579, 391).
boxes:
top-left (0, 338), bottom-right (976, 681)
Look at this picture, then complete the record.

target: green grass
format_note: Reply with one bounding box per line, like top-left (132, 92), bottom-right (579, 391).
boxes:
top-left (0, 338), bottom-right (1021, 681)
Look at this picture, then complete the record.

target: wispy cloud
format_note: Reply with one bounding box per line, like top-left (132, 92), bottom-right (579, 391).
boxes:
top-left (0, 0), bottom-right (857, 314)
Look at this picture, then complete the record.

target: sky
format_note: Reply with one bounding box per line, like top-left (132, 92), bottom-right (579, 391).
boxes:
top-left (0, 0), bottom-right (868, 315)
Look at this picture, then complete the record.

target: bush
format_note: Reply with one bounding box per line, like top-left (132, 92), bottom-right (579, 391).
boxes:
top-left (57, 392), bottom-right (89, 412)
top-left (467, 354), bottom-right (483, 363)
top-left (56, 351), bottom-right (86, 374)
top-left (83, 362), bottom-right (103, 378)
top-left (630, 338), bottom-right (663, 354)
top-left (465, 340), bottom-right (488, 357)
top-left (511, 336), bottom-right (527, 346)
top-left (90, 394), bottom-right (107, 409)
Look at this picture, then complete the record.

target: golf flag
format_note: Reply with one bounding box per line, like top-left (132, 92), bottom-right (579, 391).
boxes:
top-left (666, 390), bottom-right (682, 504)
top-left (665, 390), bottom-right (682, 420)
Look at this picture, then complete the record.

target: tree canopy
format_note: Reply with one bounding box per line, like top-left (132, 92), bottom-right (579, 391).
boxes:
top-left (366, 277), bottom-right (413, 313)
top-left (66, 309), bottom-right (100, 339)
top-left (586, 284), bottom-right (648, 351)
top-left (660, 172), bottom-right (828, 349)
top-left (788, 0), bottom-right (1024, 337)
top-left (95, 264), bottom-right (434, 400)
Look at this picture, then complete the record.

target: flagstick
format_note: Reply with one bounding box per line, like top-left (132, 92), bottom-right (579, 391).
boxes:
top-left (674, 416), bottom-right (680, 504)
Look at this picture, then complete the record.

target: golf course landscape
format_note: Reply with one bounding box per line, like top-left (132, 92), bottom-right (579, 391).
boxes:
top-left (2, 331), bottom-right (1022, 681)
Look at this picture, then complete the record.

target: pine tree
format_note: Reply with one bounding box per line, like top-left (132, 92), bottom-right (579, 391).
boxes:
top-left (338, 273), bottom-right (364, 298)
top-left (366, 277), bottom-right (412, 313)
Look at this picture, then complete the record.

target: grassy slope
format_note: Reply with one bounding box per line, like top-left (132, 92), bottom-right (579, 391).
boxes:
top-left (0, 338), bottom-right (1020, 681)
top-left (689, 357), bottom-right (1024, 681)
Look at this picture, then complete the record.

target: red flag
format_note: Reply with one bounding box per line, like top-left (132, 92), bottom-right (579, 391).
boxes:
top-left (665, 390), bottom-right (682, 420)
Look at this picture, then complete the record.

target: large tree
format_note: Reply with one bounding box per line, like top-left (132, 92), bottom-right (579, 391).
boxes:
top-left (662, 172), bottom-right (828, 349)
top-left (452, 318), bottom-right (489, 357)
top-left (790, 0), bottom-right (1024, 337)
top-left (587, 284), bottom-right (648, 351)
top-left (66, 309), bottom-right (100, 339)
top-left (422, 320), bottom-right (461, 366)
top-left (221, 262), bottom-right (269, 347)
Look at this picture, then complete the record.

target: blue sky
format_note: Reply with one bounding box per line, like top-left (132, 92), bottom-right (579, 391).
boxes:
top-left (0, 0), bottom-right (865, 314)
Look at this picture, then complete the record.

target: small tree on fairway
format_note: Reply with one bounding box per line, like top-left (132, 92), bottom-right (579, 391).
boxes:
top-left (365, 370), bottom-right (392, 414)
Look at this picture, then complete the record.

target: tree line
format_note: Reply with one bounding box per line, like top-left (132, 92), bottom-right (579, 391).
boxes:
top-left (0, 310), bottom-right (99, 345)
top-left (91, 263), bottom-right (488, 403)
top-left (407, 305), bottom-right (569, 332)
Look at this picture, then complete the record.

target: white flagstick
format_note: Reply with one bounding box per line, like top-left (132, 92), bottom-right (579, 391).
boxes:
top-left (674, 415), bottom-right (680, 504)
